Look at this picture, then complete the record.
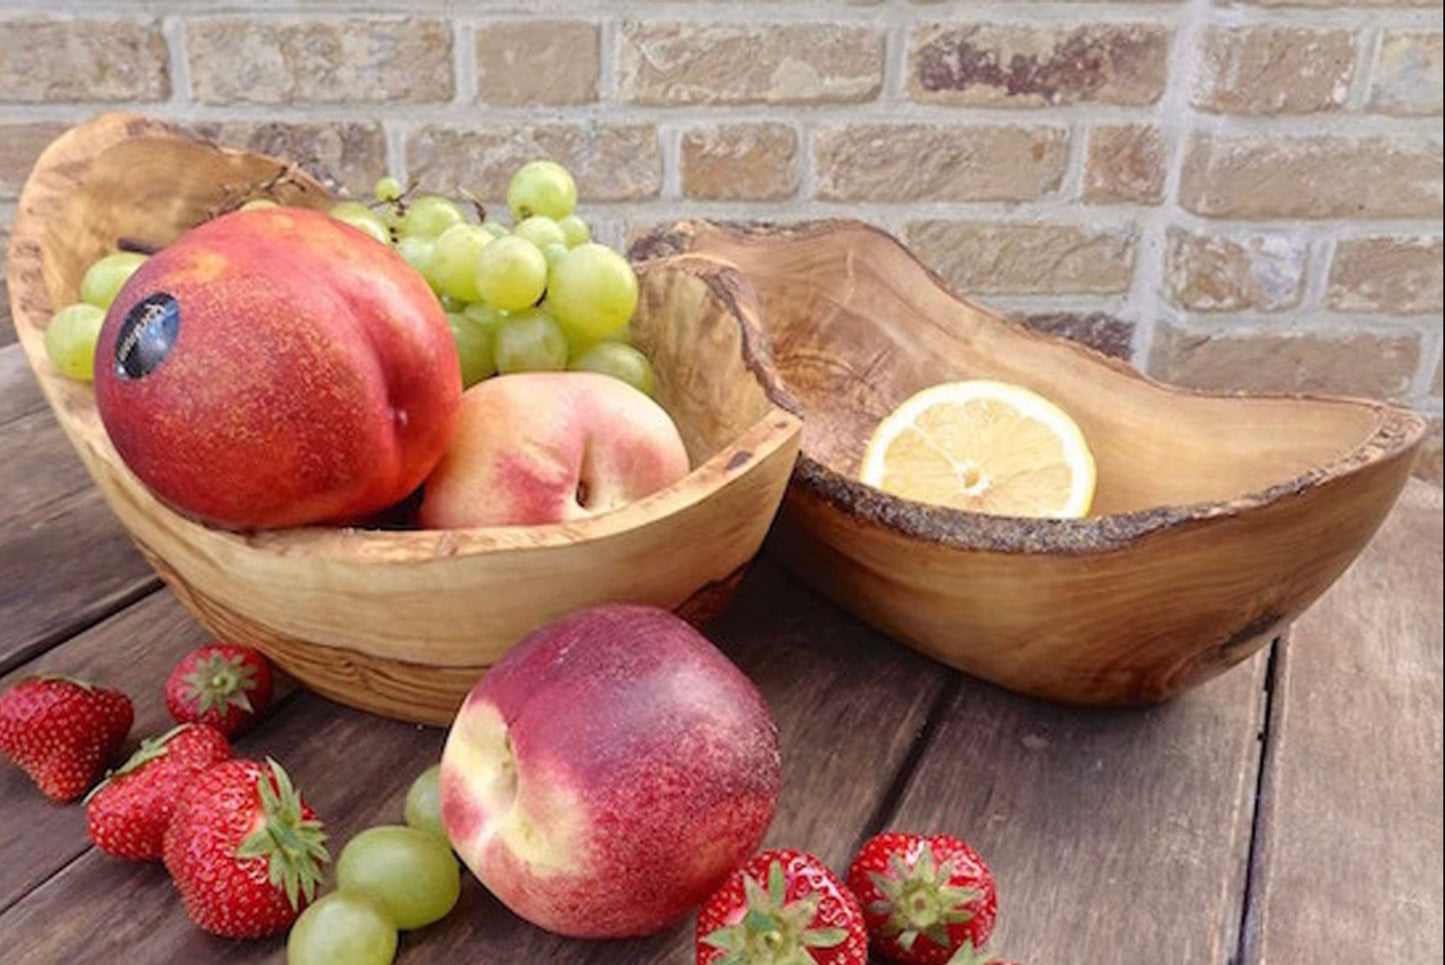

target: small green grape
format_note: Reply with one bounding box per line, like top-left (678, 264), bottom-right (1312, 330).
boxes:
top-left (513, 216), bottom-right (567, 251)
top-left (546, 243), bottom-right (639, 344)
top-left (80, 252), bottom-right (146, 310)
top-left (336, 826), bottom-right (461, 930)
top-left (239, 198), bottom-right (278, 211)
top-left (542, 242), bottom-right (570, 274)
top-left (373, 176), bottom-right (405, 204)
top-left (494, 309), bottom-right (568, 374)
top-left (404, 764), bottom-right (447, 842)
top-left (480, 222), bottom-right (510, 241)
top-left (507, 160), bottom-right (578, 222)
top-left (44, 303), bottom-right (106, 382)
top-left (287, 891), bottom-right (397, 965)
top-left (328, 201), bottom-right (390, 246)
top-left (570, 341), bottom-right (656, 397)
top-left (447, 312), bottom-right (496, 389)
top-left (430, 224), bottom-right (493, 303)
top-left (394, 234), bottom-right (436, 277)
top-left (396, 195), bottom-right (465, 240)
top-left (557, 214), bottom-right (591, 248)
top-left (475, 236), bottom-right (548, 312)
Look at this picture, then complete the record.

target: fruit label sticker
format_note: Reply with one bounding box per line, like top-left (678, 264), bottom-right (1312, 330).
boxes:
top-left (115, 292), bottom-right (180, 379)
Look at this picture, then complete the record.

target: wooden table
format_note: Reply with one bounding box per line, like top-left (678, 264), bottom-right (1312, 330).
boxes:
top-left (1, 332), bottom-right (1440, 965)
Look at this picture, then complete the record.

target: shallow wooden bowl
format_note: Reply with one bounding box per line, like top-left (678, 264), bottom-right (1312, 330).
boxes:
top-left (635, 220), bottom-right (1427, 705)
top-left (8, 114), bottom-right (802, 724)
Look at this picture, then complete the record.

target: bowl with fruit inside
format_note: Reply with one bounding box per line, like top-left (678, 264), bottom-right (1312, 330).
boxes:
top-left (633, 220), bottom-right (1427, 705)
top-left (9, 113), bottom-right (802, 724)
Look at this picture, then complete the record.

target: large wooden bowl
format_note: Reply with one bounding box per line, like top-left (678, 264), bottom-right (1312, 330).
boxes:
top-left (8, 114), bottom-right (802, 724)
top-left (634, 220), bottom-right (1427, 705)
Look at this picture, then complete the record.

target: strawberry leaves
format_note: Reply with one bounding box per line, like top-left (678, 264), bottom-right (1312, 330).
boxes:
top-left (234, 758), bottom-right (329, 911)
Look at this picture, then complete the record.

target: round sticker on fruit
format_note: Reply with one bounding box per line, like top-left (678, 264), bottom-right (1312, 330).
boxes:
top-left (113, 292), bottom-right (180, 380)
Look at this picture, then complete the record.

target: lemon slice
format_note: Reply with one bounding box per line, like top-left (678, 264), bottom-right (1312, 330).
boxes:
top-left (860, 380), bottom-right (1097, 519)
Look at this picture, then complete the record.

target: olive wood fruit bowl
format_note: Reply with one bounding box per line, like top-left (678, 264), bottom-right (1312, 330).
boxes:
top-left (8, 113), bottom-right (802, 724)
top-left (633, 220), bottom-right (1427, 705)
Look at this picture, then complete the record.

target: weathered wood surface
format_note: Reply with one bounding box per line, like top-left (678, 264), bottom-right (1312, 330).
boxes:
top-left (0, 333), bottom-right (1441, 963)
top-left (1243, 479), bottom-right (1443, 965)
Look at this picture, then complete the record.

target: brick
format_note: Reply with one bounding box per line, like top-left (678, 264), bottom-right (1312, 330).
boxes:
top-left (1226, 0), bottom-right (1440, 8)
top-left (681, 123), bottom-right (798, 201)
top-left (1327, 237), bottom-right (1444, 314)
top-left (907, 221), bottom-right (1137, 295)
top-left (1369, 32), bottom-right (1444, 116)
top-left (816, 124), bottom-right (1067, 202)
top-left (618, 22), bottom-right (883, 105)
top-left (1149, 323), bottom-right (1421, 400)
top-left (0, 122), bottom-right (68, 201)
top-left (1, 223), bottom-right (10, 347)
top-left (1195, 26), bottom-right (1355, 115)
top-left (476, 20), bottom-right (598, 106)
top-left (910, 23), bottom-right (1170, 107)
top-left (406, 124), bottom-right (661, 202)
top-left (1166, 228), bottom-right (1309, 312)
top-left (183, 121), bottom-right (386, 197)
top-left (1416, 417), bottom-right (1442, 485)
top-left (1082, 125), bottom-right (1165, 205)
top-left (0, 17), bottom-right (168, 102)
top-left (1017, 312), bottom-right (1135, 359)
top-left (1179, 134), bottom-right (1443, 219)
top-left (187, 17), bottom-right (452, 104)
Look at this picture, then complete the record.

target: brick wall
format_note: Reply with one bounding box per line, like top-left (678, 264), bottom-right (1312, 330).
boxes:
top-left (1, 0), bottom-right (1441, 480)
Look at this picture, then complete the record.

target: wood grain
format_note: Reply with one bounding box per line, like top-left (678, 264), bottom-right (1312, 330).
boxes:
top-left (636, 219), bottom-right (1425, 706)
top-left (885, 649), bottom-right (1270, 964)
top-left (1243, 479), bottom-right (1443, 965)
top-left (8, 113), bottom-right (802, 724)
top-left (0, 555), bottom-right (950, 963)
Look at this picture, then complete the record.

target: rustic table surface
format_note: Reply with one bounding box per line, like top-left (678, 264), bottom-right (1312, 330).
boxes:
top-left (0, 329), bottom-right (1440, 965)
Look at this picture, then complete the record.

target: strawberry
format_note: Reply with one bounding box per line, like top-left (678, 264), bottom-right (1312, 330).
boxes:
top-left (696, 848), bottom-right (868, 965)
top-left (85, 723), bottom-right (232, 860)
top-left (0, 674), bottom-right (133, 802)
top-left (845, 832), bottom-right (997, 965)
top-left (165, 643), bottom-right (274, 737)
top-left (162, 757), bottom-right (328, 938)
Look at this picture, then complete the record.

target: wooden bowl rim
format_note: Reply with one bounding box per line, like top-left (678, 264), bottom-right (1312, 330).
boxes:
top-left (633, 218), bottom-right (1429, 556)
top-left (7, 112), bottom-right (803, 564)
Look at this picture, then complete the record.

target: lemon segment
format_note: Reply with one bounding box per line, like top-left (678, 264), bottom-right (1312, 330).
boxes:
top-left (860, 380), bottom-right (1097, 519)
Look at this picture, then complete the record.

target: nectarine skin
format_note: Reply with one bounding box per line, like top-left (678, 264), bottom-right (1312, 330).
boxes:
top-left (94, 207), bottom-right (460, 530)
top-left (440, 604), bottom-right (781, 938)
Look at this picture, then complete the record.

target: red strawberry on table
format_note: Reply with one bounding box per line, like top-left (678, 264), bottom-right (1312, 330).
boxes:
top-left (165, 643), bottom-right (274, 737)
top-left (846, 832), bottom-right (998, 965)
top-left (162, 757), bottom-right (328, 938)
top-left (696, 848), bottom-right (868, 965)
top-left (85, 723), bottom-right (232, 860)
top-left (0, 674), bottom-right (133, 802)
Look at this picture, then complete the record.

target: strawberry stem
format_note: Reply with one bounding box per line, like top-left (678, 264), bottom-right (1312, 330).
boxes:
top-left (701, 859), bottom-right (847, 965)
top-left (234, 759), bottom-right (328, 911)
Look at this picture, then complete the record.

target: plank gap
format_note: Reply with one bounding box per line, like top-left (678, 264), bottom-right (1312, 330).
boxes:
top-left (0, 578), bottom-right (162, 677)
top-left (0, 842), bottom-right (92, 919)
top-left (1233, 634), bottom-right (1285, 965)
top-left (850, 671), bottom-right (962, 857)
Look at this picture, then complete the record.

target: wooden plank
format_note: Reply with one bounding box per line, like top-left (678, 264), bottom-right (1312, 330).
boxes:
top-left (0, 342), bottom-right (47, 426)
top-left (0, 377), bottom-right (158, 673)
top-left (884, 644), bottom-right (1270, 963)
top-left (1243, 479), bottom-right (1443, 965)
top-left (0, 555), bottom-right (951, 962)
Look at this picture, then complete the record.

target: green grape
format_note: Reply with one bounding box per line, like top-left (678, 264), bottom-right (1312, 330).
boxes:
top-left (546, 243), bottom-right (639, 343)
top-left (394, 234), bottom-right (436, 278)
top-left (480, 221), bottom-right (510, 241)
top-left (513, 216), bottom-right (566, 251)
top-left (44, 303), bottom-right (106, 382)
top-left (336, 826), bottom-right (460, 930)
top-left (328, 201), bottom-right (390, 246)
top-left (462, 301), bottom-right (508, 333)
top-left (430, 223), bottom-right (492, 303)
top-left (570, 341), bottom-right (656, 397)
top-left (239, 198), bottom-right (278, 211)
top-left (447, 311), bottom-right (496, 389)
top-left (396, 195), bottom-right (464, 240)
top-left (557, 214), bottom-right (590, 248)
top-left (287, 890), bottom-right (397, 965)
top-left (507, 160), bottom-right (577, 221)
top-left (542, 242), bottom-right (570, 275)
top-left (403, 764), bottom-right (447, 842)
top-left (80, 252), bottom-right (146, 310)
top-left (474, 236), bottom-right (548, 312)
top-left (373, 175), bottom-right (404, 203)
top-left (494, 309), bottom-right (568, 374)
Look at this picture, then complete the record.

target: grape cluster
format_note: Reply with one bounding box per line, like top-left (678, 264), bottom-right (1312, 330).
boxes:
top-left (327, 161), bottom-right (655, 397)
top-left (42, 252), bottom-right (148, 382)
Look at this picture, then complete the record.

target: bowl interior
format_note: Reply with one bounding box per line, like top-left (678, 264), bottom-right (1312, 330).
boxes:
top-left (663, 222), bottom-right (1392, 516)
